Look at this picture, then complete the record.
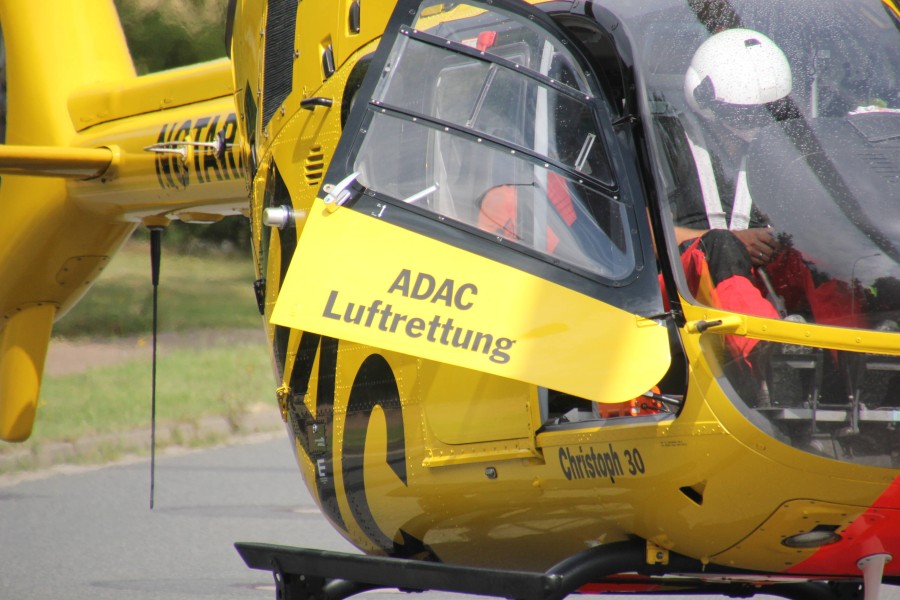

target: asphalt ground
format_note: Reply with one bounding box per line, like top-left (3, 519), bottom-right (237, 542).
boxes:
top-left (0, 434), bottom-right (498, 600)
top-left (0, 433), bottom-right (333, 599)
top-left (3, 427), bottom-right (898, 600)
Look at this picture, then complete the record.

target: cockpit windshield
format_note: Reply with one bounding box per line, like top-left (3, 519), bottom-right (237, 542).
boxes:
top-left (619, 0), bottom-right (899, 332)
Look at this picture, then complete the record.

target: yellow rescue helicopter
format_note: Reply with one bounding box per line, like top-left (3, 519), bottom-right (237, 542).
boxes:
top-left (1, 1), bottom-right (900, 599)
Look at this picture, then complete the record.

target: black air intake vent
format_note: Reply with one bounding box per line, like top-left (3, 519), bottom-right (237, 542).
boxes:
top-left (262, 0), bottom-right (300, 128)
top-left (305, 145), bottom-right (325, 185)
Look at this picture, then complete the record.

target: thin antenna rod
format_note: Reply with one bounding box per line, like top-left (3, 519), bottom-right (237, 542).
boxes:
top-left (149, 226), bottom-right (164, 510)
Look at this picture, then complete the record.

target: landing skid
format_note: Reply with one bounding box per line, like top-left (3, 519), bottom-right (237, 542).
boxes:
top-left (235, 540), bottom-right (885, 600)
top-left (236, 542), bottom-right (561, 600)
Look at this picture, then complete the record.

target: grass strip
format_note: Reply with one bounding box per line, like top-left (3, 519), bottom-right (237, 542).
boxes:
top-left (54, 240), bottom-right (262, 338)
top-left (39, 340), bottom-right (273, 439)
top-left (0, 338), bottom-right (278, 473)
top-left (1, 237), bottom-right (281, 474)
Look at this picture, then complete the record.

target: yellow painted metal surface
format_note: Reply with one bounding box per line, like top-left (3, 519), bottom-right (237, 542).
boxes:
top-left (0, 2), bottom-right (135, 147)
top-left (0, 145), bottom-right (113, 179)
top-left (69, 96), bottom-right (245, 220)
top-left (68, 58), bottom-right (235, 131)
top-left (0, 1), bottom-right (247, 441)
top-left (681, 301), bottom-right (900, 357)
top-left (241, 0), bottom-right (900, 577)
top-left (3, 0), bottom-right (899, 589)
top-left (271, 198), bottom-right (670, 404)
top-left (418, 361), bottom-right (536, 445)
top-left (711, 499), bottom-right (867, 571)
top-left (0, 304), bottom-right (56, 441)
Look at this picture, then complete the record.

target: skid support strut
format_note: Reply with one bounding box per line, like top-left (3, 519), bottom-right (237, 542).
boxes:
top-left (858, 554), bottom-right (892, 600)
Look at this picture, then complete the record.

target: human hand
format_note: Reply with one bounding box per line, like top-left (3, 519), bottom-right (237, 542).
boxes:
top-left (734, 228), bottom-right (779, 266)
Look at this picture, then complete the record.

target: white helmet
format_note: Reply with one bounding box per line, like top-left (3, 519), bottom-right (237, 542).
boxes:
top-left (684, 28), bottom-right (792, 131)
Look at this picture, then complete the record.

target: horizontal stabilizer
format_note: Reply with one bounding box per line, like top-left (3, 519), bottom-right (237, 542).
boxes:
top-left (0, 145), bottom-right (113, 179)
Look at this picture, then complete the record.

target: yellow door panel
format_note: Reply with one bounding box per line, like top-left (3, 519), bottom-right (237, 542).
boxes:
top-left (418, 361), bottom-right (536, 445)
top-left (272, 198), bottom-right (670, 404)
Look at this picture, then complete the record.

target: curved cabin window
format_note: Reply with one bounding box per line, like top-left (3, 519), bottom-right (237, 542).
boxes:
top-left (622, 0), bottom-right (900, 466)
top-left (635, 0), bottom-right (900, 333)
top-left (346, 1), bottom-right (638, 282)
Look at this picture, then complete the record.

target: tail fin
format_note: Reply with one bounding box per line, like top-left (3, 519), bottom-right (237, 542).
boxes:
top-left (0, 2), bottom-right (244, 442)
top-left (0, 2), bottom-right (136, 441)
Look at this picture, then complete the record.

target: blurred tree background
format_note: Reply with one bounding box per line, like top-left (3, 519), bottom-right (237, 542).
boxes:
top-left (115, 0), bottom-right (250, 253)
top-left (115, 0), bottom-right (228, 75)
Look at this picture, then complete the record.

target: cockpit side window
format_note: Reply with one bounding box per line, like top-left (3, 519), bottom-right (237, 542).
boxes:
top-left (345, 1), bottom-right (642, 283)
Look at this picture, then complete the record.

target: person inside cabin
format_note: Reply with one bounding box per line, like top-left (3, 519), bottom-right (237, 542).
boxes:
top-left (474, 100), bottom-right (629, 281)
top-left (662, 28), bottom-right (869, 402)
top-left (665, 29), bottom-right (792, 375)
